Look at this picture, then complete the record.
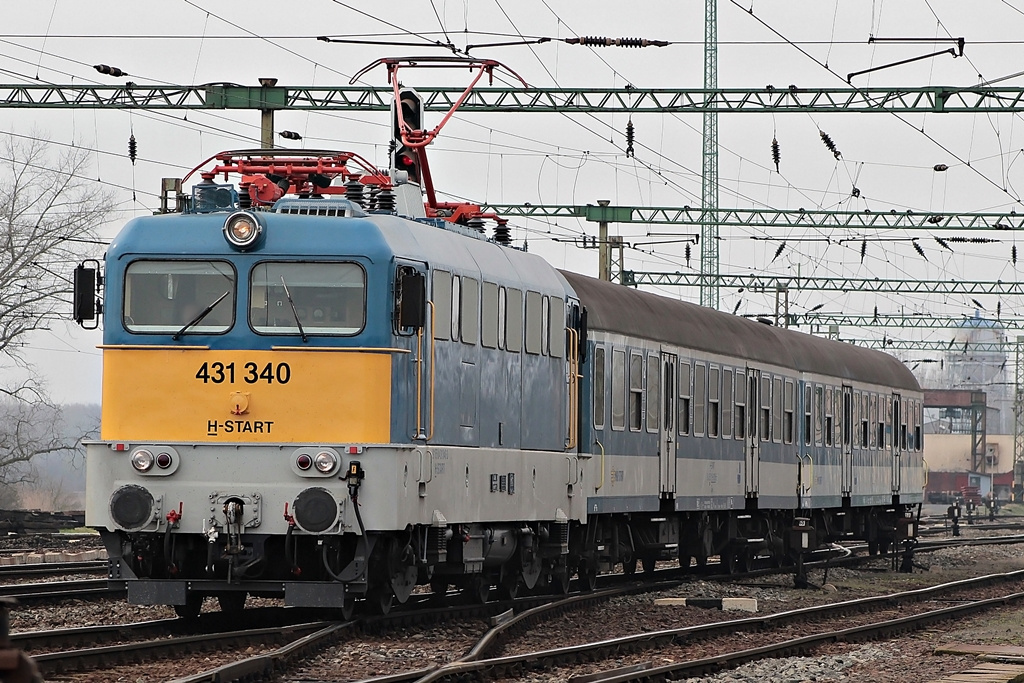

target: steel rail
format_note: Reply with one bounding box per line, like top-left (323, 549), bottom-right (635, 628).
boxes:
top-left (376, 570), bottom-right (1024, 683)
top-left (0, 579), bottom-right (123, 603)
top-left (0, 560), bottom-right (106, 577)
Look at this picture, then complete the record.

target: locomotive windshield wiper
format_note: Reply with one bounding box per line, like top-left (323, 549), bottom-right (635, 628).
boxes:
top-left (279, 276), bottom-right (308, 343)
top-left (172, 290), bottom-right (230, 341)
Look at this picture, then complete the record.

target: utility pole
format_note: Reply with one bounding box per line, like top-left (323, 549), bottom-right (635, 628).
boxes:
top-left (598, 199), bottom-right (611, 281)
top-left (259, 77), bottom-right (278, 148)
top-left (701, 0), bottom-right (719, 310)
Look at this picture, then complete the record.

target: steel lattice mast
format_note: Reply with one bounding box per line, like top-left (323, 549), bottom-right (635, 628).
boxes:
top-left (701, 0), bottom-right (719, 309)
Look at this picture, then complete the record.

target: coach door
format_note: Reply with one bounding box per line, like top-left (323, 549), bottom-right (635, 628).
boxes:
top-left (660, 352), bottom-right (677, 495)
top-left (890, 393), bottom-right (902, 494)
top-left (745, 368), bottom-right (760, 495)
top-left (842, 385), bottom-right (853, 495)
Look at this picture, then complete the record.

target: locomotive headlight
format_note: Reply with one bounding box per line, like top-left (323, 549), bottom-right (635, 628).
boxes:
top-left (131, 449), bottom-right (154, 472)
top-left (314, 450), bottom-right (338, 473)
top-left (223, 211), bottom-right (263, 250)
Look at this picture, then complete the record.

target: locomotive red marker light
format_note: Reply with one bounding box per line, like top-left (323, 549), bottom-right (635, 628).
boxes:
top-left (156, 452), bottom-right (173, 469)
top-left (296, 453), bottom-right (312, 470)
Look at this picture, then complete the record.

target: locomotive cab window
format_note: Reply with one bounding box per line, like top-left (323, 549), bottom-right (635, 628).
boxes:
top-left (124, 260), bottom-right (235, 334)
top-left (250, 262), bottom-right (364, 335)
top-left (432, 270), bottom-right (452, 341)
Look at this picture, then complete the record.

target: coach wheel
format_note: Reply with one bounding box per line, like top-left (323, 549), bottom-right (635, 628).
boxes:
top-left (623, 557), bottom-right (637, 576)
top-left (336, 595), bottom-right (356, 621)
top-left (173, 594), bottom-right (203, 620)
top-left (465, 575), bottom-right (490, 604)
top-left (642, 556), bottom-right (657, 574)
top-left (867, 541), bottom-right (879, 556)
top-left (550, 566), bottom-right (570, 595)
top-left (579, 561), bottom-right (598, 592)
top-left (498, 571), bottom-right (521, 600)
top-left (429, 577), bottom-right (448, 599)
top-left (217, 592), bottom-right (246, 613)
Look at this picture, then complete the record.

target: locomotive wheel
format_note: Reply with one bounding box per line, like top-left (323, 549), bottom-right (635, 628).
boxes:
top-left (337, 595), bottom-right (355, 621)
top-left (623, 557), bottom-right (637, 576)
top-left (217, 592), bottom-right (246, 613)
top-left (464, 575), bottom-right (490, 604)
top-left (173, 594), bottom-right (203, 620)
top-left (642, 556), bottom-right (657, 574)
top-left (367, 585), bottom-right (394, 615)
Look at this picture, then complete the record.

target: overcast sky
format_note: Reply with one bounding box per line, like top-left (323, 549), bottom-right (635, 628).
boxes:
top-left (4, 1), bottom-right (1024, 404)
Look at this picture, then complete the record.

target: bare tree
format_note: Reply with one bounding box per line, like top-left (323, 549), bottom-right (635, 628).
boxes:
top-left (0, 134), bottom-right (112, 499)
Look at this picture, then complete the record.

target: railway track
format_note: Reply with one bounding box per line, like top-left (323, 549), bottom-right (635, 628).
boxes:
top-left (375, 569), bottom-right (1024, 683)
top-left (0, 578), bottom-right (123, 604)
top-left (0, 560), bottom-right (107, 579)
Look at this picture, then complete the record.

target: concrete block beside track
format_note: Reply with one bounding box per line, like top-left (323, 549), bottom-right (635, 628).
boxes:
top-left (654, 597), bottom-right (758, 612)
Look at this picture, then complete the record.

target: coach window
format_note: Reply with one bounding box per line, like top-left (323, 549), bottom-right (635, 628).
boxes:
top-left (125, 260), bottom-right (235, 334)
top-left (861, 394), bottom-right (870, 448)
top-left (497, 287), bottom-right (506, 349)
top-left (899, 398), bottom-right (908, 450)
top-left (647, 354), bottom-right (660, 432)
top-left (722, 368), bottom-right (734, 438)
top-left (804, 385), bottom-right (812, 446)
top-left (707, 365), bottom-right (720, 437)
top-left (869, 394), bottom-right (878, 449)
top-left (525, 291), bottom-right (543, 354)
top-left (783, 380), bottom-right (795, 444)
top-left (541, 296), bottom-right (550, 355)
top-left (734, 370), bottom-right (746, 439)
top-left (772, 376), bottom-right (783, 444)
top-left (250, 262), bottom-right (364, 335)
top-left (814, 385), bottom-right (824, 446)
top-left (611, 349), bottom-right (626, 430)
top-left (915, 402), bottom-right (923, 451)
top-left (824, 387), bottom-right (834, 447)
top-left (594, 346), bottom-right (606, 430)
top-left (629, 352), bottom-right (644, 431)
top-left (760, 374), bottom-right (771, 442)
top-left (482, 282), bottom-right (499, 348)
top-left (834, 388), bottom-right (843, 446)
top-left (884, 398), bottom-right (893, 449)
top-left (678, 360), bottom-right (692, 436)
top-left (461, 277), bottom-right (479, 345)
top-left (549, 297), bottom-right (564, 358)
top-left (431, 271), bottom-right (452, 341)
top-left (693, 362), bottom-right (707, 436)
top-left (450, 276), bottom-right (461, 340)
top-left (505, 288), bottom-right (523, 352)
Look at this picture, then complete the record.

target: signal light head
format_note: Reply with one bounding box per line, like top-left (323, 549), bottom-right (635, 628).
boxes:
top-left (223, 211), bottom-right (263, 250)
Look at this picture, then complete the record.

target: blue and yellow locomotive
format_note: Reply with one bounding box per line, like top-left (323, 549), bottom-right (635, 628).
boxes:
top-left (77, 141), bottom-right (923, 618)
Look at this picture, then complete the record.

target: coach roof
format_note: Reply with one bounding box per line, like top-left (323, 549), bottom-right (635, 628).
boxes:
top-left (562, 270), bottom-right (919, 391)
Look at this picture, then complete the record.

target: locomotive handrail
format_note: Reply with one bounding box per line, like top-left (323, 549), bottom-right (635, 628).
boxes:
top-left (269, 346), bottom-right (411, 353)
top-left (426, 301), bottom-right (436, 442)
top-left (594, 439), bottom-right (606, 492)
top-left (413, 302), bottom-right (436, 442)
top-left (98, 344), bottom-right (210, 350)
top-left (565, 327), bottom-right (580, 451)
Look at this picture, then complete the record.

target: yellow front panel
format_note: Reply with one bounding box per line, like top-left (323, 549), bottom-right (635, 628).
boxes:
top-left (101, 348), bottom-right (392, 443)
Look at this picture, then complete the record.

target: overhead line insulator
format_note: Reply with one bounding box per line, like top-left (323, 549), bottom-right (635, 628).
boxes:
top-left (565, 36), bottom-right (669, 47)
